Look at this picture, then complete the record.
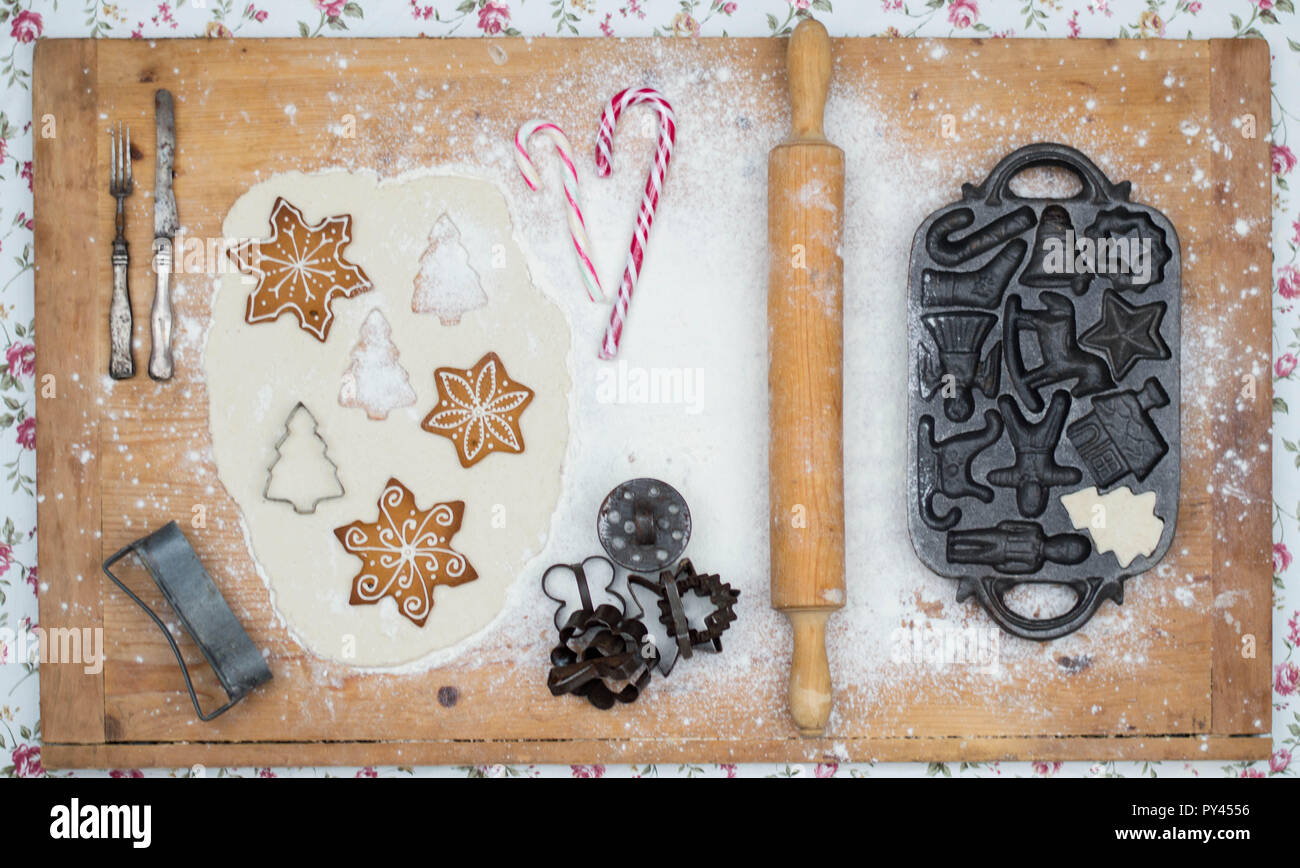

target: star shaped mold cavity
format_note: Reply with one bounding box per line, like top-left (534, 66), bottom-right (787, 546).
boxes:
top-left (229, 197), bottom-right (373, 342)
top-left (1078, 289), bottom-right (1171, 380)
top-left (421, 351), bottom-right (535, 468)
top-left (333, 478), bottom-right (479, 627)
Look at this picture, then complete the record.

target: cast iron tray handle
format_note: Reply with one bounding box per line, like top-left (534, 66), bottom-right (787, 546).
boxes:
top-left (962, 141), bottom-right (1132, 207)
top-left (957, 574), bottom-right (1126, 641)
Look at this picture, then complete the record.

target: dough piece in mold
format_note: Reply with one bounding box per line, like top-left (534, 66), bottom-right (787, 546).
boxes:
top-left (263, 402), bottom-right (344, 514)
top-left (339, 308), bottom-right (417, 420)
top-left (229, 197), bottom-right (373, 342)
top-left (411, 212), bottom-right (487, 325)
top-left (1060, 485), bottom-right (1164, 568)
top-left (334, 478), bottom-right (479, 627)
top-left (422, 351), bottom-right (534, 468)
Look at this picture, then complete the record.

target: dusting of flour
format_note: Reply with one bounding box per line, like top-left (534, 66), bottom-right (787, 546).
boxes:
top-left (144, 38), bottom-right (1264, 741)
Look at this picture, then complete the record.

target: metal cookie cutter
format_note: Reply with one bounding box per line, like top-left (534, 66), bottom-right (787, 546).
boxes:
top-left (629, 559), bottom-right (740, 665)
top-left (102, 521), bottom-right (272, 721)
top-left (263, 401), bottom-right (345, 514)
top-left (597, 478), bottom-right (691, 571)
top-left (542, 556), bottom-right (650, 709)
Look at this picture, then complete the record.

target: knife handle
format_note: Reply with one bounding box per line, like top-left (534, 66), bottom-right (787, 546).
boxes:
top-left (109, 239), bottom-right (135, 380)
top-left (149, 237), bottom-right (174, 381)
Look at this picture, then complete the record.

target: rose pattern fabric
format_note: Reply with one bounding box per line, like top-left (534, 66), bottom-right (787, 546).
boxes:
top-left (1276, 144), bottom-right (1298, 176)
top-left (8, 11), bottom-right (41, 45)
top-left (478, 1), bottom-right (511, 35)
top-left (0, 0), bottom-right (1297, 779)
top-left (1281, 265), bottom-right (1300, 300)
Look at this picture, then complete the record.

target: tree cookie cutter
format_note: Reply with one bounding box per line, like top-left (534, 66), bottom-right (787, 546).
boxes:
top-left (596, 477), bottom-right (691, 571)
top-left (263, 401), bottom-right (345, 514)
top-left (906, 142), bottom-right (1181, 640)
top-left (102, 521), bottom-right (272, 720)
top-left (628, 558), bottom-right (740, 670)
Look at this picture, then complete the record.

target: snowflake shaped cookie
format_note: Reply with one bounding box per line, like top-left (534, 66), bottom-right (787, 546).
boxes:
top-left (421, 351), bottom-right (535, 468)
top-left (333, 478), bottom-right (479, 627)
top-left (229, 197), bottom-right (373, 342)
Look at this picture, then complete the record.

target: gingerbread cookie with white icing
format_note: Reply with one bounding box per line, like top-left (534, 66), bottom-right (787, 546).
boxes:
top-left (333, 478), bottom-right (479, 628)
top-left (229, 197), bottom-right (372, 342)
top-left (421, 351), bottom-right (534, 468)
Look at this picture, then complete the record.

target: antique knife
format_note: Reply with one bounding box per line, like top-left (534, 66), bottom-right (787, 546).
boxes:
top-left (149, 89), bottom-right (178, 381)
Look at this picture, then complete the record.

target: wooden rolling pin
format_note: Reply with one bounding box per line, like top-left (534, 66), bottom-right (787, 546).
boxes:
top-left (767, 18), bottom-right (846, 738)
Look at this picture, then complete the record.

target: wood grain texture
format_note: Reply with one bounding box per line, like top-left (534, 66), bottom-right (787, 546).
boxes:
top-left (1207, 38), bottom-right (1273, 736)
top-left (768, 20), bottom-right (846, 736)
top-left (33, 39), bottom-right (106, 745)
top-left (767, 143), bottom-right (845, 614)
top-left (42, 732), bottom-right (1268, 770)
top-left (32, 36), bottom-right (1273, 766)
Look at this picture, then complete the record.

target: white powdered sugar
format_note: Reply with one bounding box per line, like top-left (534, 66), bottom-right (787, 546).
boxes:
top-left (172, 40), bottom-right (1256, 734)
top-left (338, 308), bottom-right (418, 421)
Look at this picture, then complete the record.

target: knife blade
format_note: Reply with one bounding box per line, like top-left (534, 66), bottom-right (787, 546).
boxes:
top-left (149, 88), bottom-right (178, 381)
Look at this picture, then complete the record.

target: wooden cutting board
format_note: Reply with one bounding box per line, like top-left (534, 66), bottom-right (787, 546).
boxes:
top-left (34, 35), bottom-right (1273, 768)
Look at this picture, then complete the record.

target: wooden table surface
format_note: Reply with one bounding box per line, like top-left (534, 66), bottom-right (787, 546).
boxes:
top-left (34, 35), bottom-right (1273, 767)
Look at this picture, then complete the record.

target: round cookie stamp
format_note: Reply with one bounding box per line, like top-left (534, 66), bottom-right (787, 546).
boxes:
top-left (597, 478), bottom-right (691, 571)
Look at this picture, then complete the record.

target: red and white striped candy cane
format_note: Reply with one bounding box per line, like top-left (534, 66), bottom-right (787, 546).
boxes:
top-left (595, 87), bottom-right (676, 360)
top-left (514, 119), bottom-right (605, 302)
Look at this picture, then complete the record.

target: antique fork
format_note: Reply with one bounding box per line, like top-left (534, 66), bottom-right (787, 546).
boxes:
top-left (108, 122), bottom-right (135, 379)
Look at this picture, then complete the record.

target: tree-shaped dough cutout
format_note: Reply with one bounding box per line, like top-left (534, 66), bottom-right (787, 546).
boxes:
top-left (339, 308), bottom-right (417, 420)
top-left (264, 402), bottom-right (345, 514)
top-left (411, 213), bottom-right (487, 325)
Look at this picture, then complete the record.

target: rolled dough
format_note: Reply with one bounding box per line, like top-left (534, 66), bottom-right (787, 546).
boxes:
top-left (205, 170), bottom-right (570, 667)
top-left (1060, 486), bottom-right (1164, 569)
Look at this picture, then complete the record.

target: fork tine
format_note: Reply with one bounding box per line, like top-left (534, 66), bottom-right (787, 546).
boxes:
top-left (124, 124), bottom-right (132, 189)
top-left (109, 124), bottom-right (117, 191)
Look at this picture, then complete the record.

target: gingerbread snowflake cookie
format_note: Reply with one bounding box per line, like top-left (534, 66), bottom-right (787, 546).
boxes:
top-left (333, 478), bottom-right (479, 627)
top-left (421, 351), bottom-right (535, 468)
top-left (229, 197), bottom-right (373, 342)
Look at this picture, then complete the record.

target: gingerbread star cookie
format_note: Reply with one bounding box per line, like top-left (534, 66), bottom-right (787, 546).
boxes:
top-left (229, 197), bottom-right (373, 342)
top-left (333, 478), bottom-right (479, 627)
top-left (421, 351), bottom-right (535, 468)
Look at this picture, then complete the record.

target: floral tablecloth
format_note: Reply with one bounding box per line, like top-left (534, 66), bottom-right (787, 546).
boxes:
top-left (0, 0), bottom-right (1296, 780)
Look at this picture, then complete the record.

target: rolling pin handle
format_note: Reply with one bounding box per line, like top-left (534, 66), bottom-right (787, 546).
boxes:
top-left (787, 608), bottom-right (833, 737)
top-left (787, 18), bottom-right (832, 143)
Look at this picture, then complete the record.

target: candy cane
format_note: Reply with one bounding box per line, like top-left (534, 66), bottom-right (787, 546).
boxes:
top-left (595, 87), bottom-right (676, 360)
top-left (514, 119), bottom-right (605, 303)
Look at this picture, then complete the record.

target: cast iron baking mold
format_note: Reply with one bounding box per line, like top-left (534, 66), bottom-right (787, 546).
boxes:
top-left (906, 142), bottom-right (1181, 640)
